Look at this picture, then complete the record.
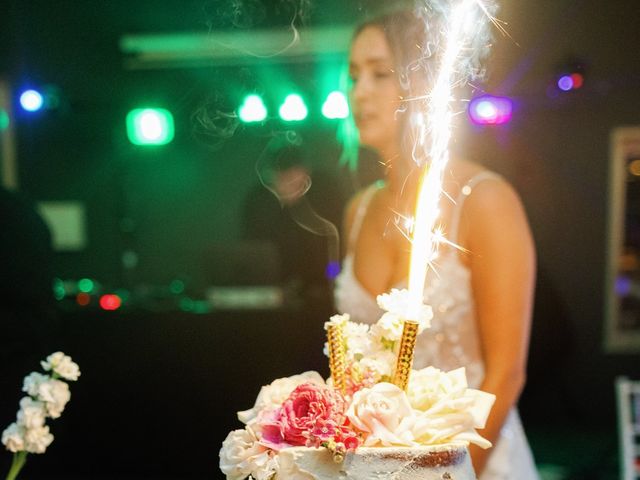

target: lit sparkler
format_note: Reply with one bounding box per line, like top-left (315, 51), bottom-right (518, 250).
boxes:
top-left (406, 0), bottom-right (498, 318)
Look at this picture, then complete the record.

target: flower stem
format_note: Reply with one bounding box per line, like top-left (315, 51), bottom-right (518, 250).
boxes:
top-left (6, 451), bottom-right (27, 480)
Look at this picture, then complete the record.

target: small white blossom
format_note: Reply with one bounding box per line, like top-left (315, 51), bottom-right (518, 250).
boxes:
top-left (2, 423), bottom-right (25, 453)
top-left (344, 322), bottom-right (373, 361)
top-left (357, 349), bottom-right (397, 380)
top-left (17, 397), bottom-right (47, 429)
top-left (22, 372), bottom-right (50, 398)
top-left (323, 313), bottom-right (350, 331)
top-left (376, 288), bottom-right (432, 334)
top-left (38, 379), bottom-right (71, 418)
top-left (23, 425), bottom-right (54, 454)
top-left (41, 352), bottom-right (81, 381)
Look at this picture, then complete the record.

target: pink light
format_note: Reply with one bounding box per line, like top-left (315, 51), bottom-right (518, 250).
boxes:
top-left (468, 95), bottom-right (513, 125)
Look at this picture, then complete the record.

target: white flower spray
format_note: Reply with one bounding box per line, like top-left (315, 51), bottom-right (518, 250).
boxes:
top-left (2, 352), bottom-right (80, 480)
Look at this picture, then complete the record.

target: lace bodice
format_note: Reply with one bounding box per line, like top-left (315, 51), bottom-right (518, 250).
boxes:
top-left (335, 173), bottom-right (497, 387)
top-left (334, 172), bottom-right (540, 480)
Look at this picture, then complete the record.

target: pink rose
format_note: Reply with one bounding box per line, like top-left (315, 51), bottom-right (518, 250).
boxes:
top-left (258, 382), bottom-right (347, 451)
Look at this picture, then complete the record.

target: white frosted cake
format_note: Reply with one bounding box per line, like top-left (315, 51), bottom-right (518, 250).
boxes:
top-left (278, 445), bottom-right (475, 480)
top-left (219, 296), bottom-right (494, 480)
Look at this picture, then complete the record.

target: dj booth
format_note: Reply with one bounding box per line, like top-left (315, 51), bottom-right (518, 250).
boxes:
top-left (12, 304), bottom-right (330, 479)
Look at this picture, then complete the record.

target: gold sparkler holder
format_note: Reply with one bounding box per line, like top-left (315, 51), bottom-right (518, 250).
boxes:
top-left (327, 323), bottom-right (347, 394)
top-left (392, 320), bottom-right (419, 391)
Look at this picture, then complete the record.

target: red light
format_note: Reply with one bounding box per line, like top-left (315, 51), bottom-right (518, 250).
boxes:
top-left (76, 293), bottom-right (91, 306)
top-left (570, 73), bottom-right (584, 89)
top-left (100, 294), bottom-right (122, 311)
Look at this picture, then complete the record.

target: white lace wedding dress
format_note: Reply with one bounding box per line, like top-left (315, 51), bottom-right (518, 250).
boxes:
top-left (334, 173), bottom-right (540, 480)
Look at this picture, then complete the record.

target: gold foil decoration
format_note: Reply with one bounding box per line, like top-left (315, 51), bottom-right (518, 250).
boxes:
top-left (327, 324), bottom-right (346, 394)
top-left (392, 320), bottom-right (419, 391)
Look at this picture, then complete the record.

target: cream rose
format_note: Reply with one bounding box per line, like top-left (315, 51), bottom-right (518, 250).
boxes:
top-left (346, 382), bottom-right (416, 446)
top-left (219, 428), bottom-right (274, 480)
top-left (238, 371), bottom-right (324, 425)
top-left (408, 367), bottom-right (496, 449)
top-left (407, 366), bottom-right (467, 411)
top-left (41, 352), bottom-right (81, 381)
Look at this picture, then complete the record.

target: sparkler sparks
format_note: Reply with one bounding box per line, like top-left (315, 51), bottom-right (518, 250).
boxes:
top-left (406, 0), bottom-right (499, 318)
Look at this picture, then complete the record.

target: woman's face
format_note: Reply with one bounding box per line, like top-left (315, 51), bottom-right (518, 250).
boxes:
top-left (349, 26), bottom-right (402, 155)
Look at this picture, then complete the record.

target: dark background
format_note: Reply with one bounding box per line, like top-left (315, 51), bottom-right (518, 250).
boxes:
top-left (1, 0), bottom-right (640, 478)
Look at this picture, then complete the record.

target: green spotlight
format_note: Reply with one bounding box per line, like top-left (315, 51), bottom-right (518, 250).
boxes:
top-left (238, 94), bottom-right (267, 123)
top-left (77, 278), bottom-right (95, 293)
top-left (0, 109), bottom-right (9, 130)
top-left (322, 91), bottom-right (349, 119)
top-left (279, 94), bottom-right (308, 122)
top-left (126, 108), bottom-right (174, 145)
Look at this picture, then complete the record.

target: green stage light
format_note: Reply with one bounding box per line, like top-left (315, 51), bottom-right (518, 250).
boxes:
top-left (279, 94), bottom-right (308, 122)
top-left (77, 278), bottom-right (95, 293)
top-left (322, 91), bottom-right (349, 119)
top-left (0, 109), bottom-right (9, 130)
top-left (126, 108), bottom-right (174, 145)
top-left (238, 94), bottom-right (267, 123)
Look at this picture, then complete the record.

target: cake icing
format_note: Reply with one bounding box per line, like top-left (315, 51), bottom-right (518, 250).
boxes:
top-left (278, 445), bottom-right (475, 480)
top-left (219, 291), bottom-right (495, 480)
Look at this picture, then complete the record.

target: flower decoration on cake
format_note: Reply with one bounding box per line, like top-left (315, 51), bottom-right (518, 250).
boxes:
top-left (219, 289), bottom-right (496, 480)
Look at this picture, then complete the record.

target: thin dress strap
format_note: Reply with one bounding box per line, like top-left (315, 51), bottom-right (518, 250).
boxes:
top-left (448, 171), bottom-right (501, 244)
top-left (347, 182), bottom-right (381, 252)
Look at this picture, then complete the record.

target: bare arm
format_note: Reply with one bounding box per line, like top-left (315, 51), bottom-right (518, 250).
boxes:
top-left (462, 179), bottom-right (536, 474)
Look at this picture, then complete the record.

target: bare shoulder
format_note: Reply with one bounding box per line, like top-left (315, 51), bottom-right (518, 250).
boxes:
top-left (452, 161), bottom-right (532, 255)
top-left (465, 173), bottom-right (524, 216)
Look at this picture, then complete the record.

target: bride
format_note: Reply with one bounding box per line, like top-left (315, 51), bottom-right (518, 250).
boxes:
top-left (334, 8), bottom-right (540, 479)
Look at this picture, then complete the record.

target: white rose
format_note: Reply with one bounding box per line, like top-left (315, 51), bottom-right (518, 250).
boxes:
top-left (23, 425), bottom-right (54, 454)
top-left (219, 428), bottom-right (273, 480)
top-left (22, 372), bottom-right (50, 398)
top-left (237, 371), bottom-right (324, 425)
top-left (251, 454), bottom-right (278, 480)
top-left (17, 397), bottom-right (47, 429)
top-left (346, 382), bottom-right (416, 447)
top-left (37, 379), bottom-right (71, 418)
top-left (41, 352), bottom-right (81, 381)
top-left (2, 423), bottom-right (25, 452)
top-left (407, 366), bottom-right (466, 411)
top-left (408, 367), bottom-right (495, 449)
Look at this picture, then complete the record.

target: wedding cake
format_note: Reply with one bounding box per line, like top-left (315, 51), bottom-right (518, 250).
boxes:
top-left (219, 290), bottom-right (495, 480)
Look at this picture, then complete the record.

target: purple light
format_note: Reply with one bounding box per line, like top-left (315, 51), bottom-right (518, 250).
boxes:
top-left (468, 95), bottom-right (513, 125)
top-left (615, 275), bottom-right (632, 296)
top-left (325, 261), bottom-right (341, 279)
top-left (557, 75), bottom-right (574, 91)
